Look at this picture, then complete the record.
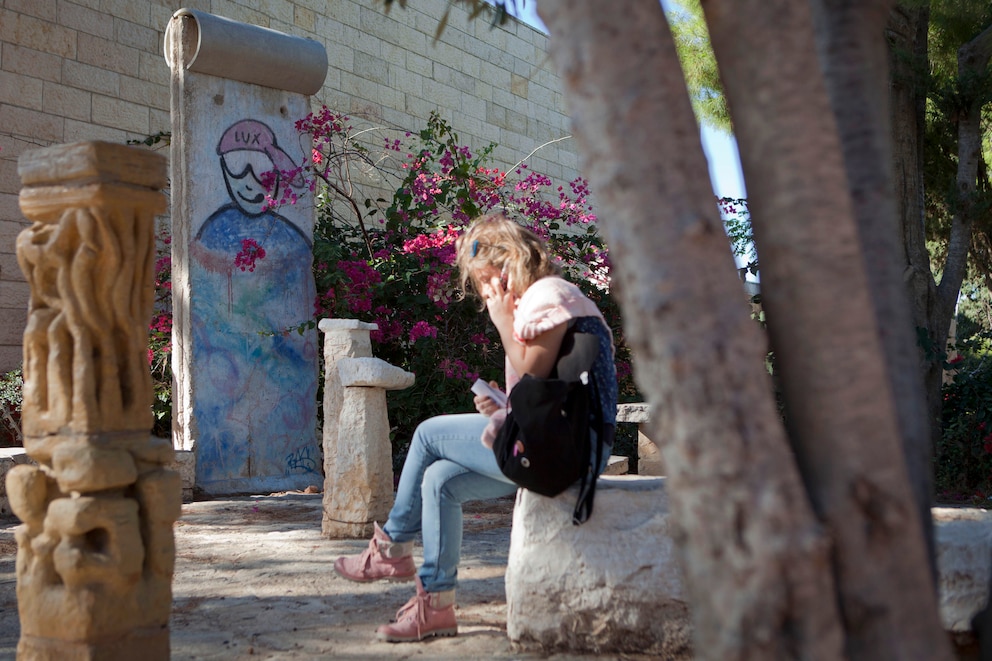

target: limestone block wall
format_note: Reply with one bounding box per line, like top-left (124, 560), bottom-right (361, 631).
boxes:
top-left (0, 0), bottom-right (578, 374)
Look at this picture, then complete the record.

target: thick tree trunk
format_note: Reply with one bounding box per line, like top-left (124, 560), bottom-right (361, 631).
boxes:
top-left (810, 0), bottom-right (937, 578)
top-left (701, 0), bottom-right (951, 659)
top-left (887, 2), bottom-right (940, 505)
top-left (538, 2), bottom-right (845, 659)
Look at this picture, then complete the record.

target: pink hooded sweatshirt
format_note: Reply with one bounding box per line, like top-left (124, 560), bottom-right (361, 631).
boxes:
top-left (481, 276), bottom-right (610, 447)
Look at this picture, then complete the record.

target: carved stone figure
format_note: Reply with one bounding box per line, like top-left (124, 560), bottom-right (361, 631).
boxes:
top-left (9, 141), bottom-right (180, 660)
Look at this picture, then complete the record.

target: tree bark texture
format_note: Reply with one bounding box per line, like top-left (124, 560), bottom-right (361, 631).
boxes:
top-left (538, 2), bottom-right (845, 659)
top-left (939, 23), bottom-right (992, 341)
top-left (887, 2), bottom-right (941, 503)
top-left (809, 0), bottom-right (937, 578)
top-left (702, 0), bottom-right (951, 659)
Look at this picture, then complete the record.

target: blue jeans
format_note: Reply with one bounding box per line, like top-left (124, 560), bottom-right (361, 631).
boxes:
top-left (383, 413), bottom-right (518, 593)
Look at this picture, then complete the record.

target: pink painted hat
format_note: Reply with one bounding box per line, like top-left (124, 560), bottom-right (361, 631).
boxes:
top-left (217, 119), bottom-right (303, 186)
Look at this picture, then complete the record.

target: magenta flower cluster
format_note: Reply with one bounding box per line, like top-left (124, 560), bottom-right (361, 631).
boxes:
top-left (334, 259), bottom-right (381, 313)
top-left (253, 108), bottom-right (635, 418)
top-left (234, 238), bottom-right (267, 272)
top-left (401, 225), bottom-right (460, 265)
top-left (145, 110), bottom-right (639, 455)
top-left (438, 358), bottom-right (478, 382)
top-left (409, 320), bottom-right (439, 343)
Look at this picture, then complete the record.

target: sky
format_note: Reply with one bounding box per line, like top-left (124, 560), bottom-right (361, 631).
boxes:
top-left (703, 127), bottom-right (746, 199)
top-left (505, 1), bottom-right (747, 200)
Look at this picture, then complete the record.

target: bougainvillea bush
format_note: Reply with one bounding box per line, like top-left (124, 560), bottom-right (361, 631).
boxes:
top-left (287, 108), bottom-right (637, 463)
top-left (936, 323), bottom-right (992, 504)
top-left (148, 228), bottom-right (173, 439)
top-left (137, 110), bottom-right (637, 467)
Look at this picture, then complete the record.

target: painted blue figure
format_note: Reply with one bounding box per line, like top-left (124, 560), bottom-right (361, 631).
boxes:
top-left (190, 118), bottom-right (319, 493)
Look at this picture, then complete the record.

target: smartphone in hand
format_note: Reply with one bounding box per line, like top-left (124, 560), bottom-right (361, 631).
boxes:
top-left (471, 379), bottom-right (507, 408)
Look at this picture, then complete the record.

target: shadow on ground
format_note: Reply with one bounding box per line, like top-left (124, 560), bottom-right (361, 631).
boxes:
top-left (0, 492), bottom-right (666, 660)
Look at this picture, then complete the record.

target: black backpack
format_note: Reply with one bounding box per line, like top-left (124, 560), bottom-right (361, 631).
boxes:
top-left (492, 328), bottom-right (605, 524)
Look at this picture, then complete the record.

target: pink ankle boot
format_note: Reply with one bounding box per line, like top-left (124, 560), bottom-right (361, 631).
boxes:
top-left (376, 577), bottom-right (458, 643)
top-left (333, 522), bottom-right (416, 583)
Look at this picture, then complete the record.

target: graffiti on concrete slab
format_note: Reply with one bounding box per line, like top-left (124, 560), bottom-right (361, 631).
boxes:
top-left (190, 118), bottom-right (319, 489)
top-left (286, 444), bottom-right (319, 473)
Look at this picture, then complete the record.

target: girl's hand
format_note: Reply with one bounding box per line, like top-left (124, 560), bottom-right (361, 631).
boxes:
top-left (484, 273), bottom-right (515, 331)
top-left (474, 380), bottom-right (503, 416)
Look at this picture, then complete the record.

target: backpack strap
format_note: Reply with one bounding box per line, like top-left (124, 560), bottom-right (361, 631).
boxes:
top-left (572, 365), bottom-right (606, 525)
top-left (551, 322), bottom-right (606, 525)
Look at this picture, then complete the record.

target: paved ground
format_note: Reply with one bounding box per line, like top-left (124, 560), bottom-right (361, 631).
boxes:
top-left (0, 491), bottom-right (662, 660)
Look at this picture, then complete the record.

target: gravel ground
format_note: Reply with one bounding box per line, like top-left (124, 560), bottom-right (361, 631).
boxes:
top-left (0, 491), bottom-right (662, 660)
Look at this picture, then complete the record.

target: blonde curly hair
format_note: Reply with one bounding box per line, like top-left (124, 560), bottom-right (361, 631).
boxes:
top-left (455, 213), bottom-right (561, 307)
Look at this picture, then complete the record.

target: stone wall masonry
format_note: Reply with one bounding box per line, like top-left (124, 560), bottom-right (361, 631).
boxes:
top-left (0, 0), bottom-right (579, 374)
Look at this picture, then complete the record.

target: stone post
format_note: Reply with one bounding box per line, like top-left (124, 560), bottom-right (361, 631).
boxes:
top-left (616, 403), bottom-right (664, 475)
top-left (319, 319), bottom-right (414, 539)
top-left (8, 142), bottom-right (181, 660)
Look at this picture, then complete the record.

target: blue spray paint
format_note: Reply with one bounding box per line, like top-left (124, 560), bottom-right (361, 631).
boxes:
top-left (190, 118), bottom-right (319, 493)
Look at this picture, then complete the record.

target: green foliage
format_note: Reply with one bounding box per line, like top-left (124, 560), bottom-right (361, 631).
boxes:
top-left (149, 230), bottom-right (173, 439)
top-left (127, 131), bottom-right (172, 148)
top-left (138, 111), bottom-right (643, 469)
top-left (313, 215), bottom-right (507, 468)
top-left (721, 196), bottom-right (754, 256)
top-left (928, 1), bottom-right (992, 80)
top-left (0, 367), bottom-right (23, 447)
top-left (667, 0), bottom-right (731, 132)
top-left (923, 3), bottom-right (992, 282)
top-left (937, 315), bottom-right (992, 504)
top-left (382, 112), bottom-right (497, 231)
top-left (956, 281), bottom-right (992, 335)
top-left (299, 111), bottom-right (637, 467)
top-left (378, 0), bottom-right (516, 41)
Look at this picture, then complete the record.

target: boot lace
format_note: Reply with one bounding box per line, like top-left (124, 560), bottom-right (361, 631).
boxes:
top-left (393, 592), bottom-right (428, 632)
top-left (359, 539), bottom-right (383, 572)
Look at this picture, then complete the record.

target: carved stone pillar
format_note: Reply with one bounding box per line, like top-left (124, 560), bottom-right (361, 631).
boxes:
top-left (319, 319), bottom-right (414, 539)
top-left (8, 142), bottom-right (181, 660)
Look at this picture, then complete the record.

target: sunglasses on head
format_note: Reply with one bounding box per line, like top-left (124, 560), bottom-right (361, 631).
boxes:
top-left (471, 239), bottom-right (502, 257)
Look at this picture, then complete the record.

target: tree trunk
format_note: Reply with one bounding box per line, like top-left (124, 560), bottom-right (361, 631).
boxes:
top-left (538, 2), bottom-right (845, 659)
top-left (897, 14), bottom-right (992, 509)
top-left (700, 0), bottom-right (951, 659)
top-left (887, 1), bottom-right (940, 505)
top-left (809, 0), bottom-right (937, 578)
top-left (938, 23), bottom-right (992, 353)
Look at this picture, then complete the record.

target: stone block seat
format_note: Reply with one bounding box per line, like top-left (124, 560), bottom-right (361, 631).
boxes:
top-left (505, 476), bottom-right (992, 657)
top-left (505, 475), bottom-right (692, 657)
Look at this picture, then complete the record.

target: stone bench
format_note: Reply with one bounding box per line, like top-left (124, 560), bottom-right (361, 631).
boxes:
top-left (934, 507), bottom-right (992, 636)
top-left (505, 476), bottom-right (992, 656)
top-left (505, 475), bottom-right (691, 657)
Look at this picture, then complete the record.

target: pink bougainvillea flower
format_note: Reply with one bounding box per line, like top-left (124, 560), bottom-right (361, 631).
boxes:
top-left (409, 320), bottom-right (438, 343)
top-left (234, 238), bottom-right (267, 272)
top-left (438, 358), bottom-right (478, 382)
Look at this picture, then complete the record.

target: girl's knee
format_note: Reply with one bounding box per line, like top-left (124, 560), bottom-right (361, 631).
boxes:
top-left (421, 462), bottom-right (461, 500)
